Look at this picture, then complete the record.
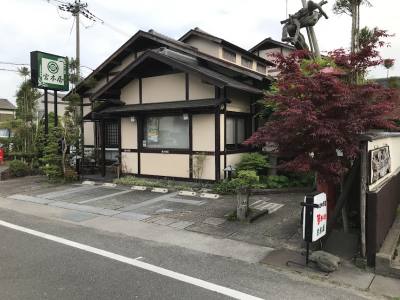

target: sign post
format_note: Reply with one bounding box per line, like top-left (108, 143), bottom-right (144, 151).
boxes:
top-left (30, 51), bottom-right (69, 132)
top-left (302, 192), bottom-right (327, 265)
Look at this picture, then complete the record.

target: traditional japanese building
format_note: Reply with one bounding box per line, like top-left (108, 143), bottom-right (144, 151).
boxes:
top-left (0, 98), bottom-right (16, 139)
top-left (73, 28), bottom-right (293, 181)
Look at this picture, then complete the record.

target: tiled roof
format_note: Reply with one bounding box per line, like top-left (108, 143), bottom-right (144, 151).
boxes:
top-left (0, 98), bottom-right (16, 110)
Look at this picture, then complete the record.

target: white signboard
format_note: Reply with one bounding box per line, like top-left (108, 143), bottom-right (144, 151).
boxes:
top-left (41, 58), bottom-right (65, 86)
top-left (303, 192), bottom-right (327, 242)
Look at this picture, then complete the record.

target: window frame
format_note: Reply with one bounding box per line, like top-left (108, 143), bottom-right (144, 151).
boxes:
top-left (222, 48), bottom-right (237, 63)
top-left (141, 113), bottom-right (190, 152)
top-left (256, 62), bottom-right (267, 74)
top-left (241, 56), bottom-right (253, 69)
top-left (225, 113), bottom-right (251, 151)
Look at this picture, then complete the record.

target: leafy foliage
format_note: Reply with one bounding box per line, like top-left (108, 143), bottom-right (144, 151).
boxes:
top-left (9, 160), bottom-right (30, 177)
top-left (214, 170), bottom-right (259, 194)
top-left (40, 127), bottom-right (63, 180)
top-left (236, 153), bottom-right (268, 174)
top-left (245, 29), bottom-right (397, 183)
top-left (333, 0), bottom-right (371, 16)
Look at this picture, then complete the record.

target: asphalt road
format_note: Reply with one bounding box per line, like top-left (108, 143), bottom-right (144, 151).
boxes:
top-left (0, 208), bottom-right (370, 300)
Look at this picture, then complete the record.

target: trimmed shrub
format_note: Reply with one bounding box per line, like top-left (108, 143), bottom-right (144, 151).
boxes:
top-left (9, 160), bottom-right (30, 177)
top-left (236, 153), bottom-right (268, 174)
top-left (214, 170), bottom-right (259, 194)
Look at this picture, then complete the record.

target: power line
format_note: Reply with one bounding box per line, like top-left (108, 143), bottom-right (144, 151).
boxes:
top-left (0, 62), bottom-right (29, 66)
top-left (0, 68), bottom-right (20, 73)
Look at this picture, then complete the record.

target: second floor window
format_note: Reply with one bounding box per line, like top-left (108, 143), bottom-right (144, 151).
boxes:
top-left (241, 56), bottom-right (253, 68)
top-left (222, 48), bottom-right (236, 63)
top-left (256, 63), bottom-right (267, 74)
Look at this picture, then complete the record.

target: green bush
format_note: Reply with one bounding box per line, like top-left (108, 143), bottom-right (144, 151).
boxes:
top-left (114, 176), bottom-right (195, 190)
top-left (214, 170), bottom-right (259, 194)
top-left (236, 153), bottom-right (268, 174)
top-left (261, 175), bottom-right (290, 189)
top-left (9, 160), bottom-right (30, 177)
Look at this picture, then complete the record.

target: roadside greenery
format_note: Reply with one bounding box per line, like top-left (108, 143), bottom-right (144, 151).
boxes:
top-left (8, 160), bottom-right (30, 177)
top-left (214, 153), bottom-right (314, 194)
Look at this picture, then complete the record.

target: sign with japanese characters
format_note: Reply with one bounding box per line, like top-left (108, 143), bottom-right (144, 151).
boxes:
top-left (369, 145), bottom-right (391, 185)
top-left (302, 192), bottom-right (327, 242)
top-left (30, 51), bottom-right (69, 91)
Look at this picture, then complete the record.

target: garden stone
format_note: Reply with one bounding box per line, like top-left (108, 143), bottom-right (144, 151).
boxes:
top-left (236, 189), bottom-right (250, 221)
top-left (310, 251), bottom-right (341, 272)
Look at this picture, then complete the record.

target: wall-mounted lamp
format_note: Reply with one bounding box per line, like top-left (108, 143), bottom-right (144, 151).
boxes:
top-left (130, 117), bottom-right (136, 123)
top-left (183, 113), bottom-right (189, 121)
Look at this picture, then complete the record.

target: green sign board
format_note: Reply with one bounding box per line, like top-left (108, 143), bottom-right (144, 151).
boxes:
top-left (30, 51), bottom-right (69, 91)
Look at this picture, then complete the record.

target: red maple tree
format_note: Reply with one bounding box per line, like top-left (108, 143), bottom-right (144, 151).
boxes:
top-left (246, 29), bottom-right (397, 184)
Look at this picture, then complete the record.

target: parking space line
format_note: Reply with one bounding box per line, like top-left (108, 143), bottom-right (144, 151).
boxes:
top-left (0, 220), bottom-right (264, 300)
top-left (78, 190), bottom-right (133, 204)
top-left (37, 185), bottom-right (98, 199)
top-left (165, 198), bottom-right (205, 206)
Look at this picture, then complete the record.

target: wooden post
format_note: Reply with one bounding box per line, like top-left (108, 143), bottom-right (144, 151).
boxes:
top-left (44, 88), bottom-right (49, 135)
top-left (54, 90), bottom-right (58, 127)
top-left (360, 141), bottom-right (368, 258)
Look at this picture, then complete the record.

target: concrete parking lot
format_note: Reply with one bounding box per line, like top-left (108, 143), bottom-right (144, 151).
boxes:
top-left (1, 176), bottom-right (305, 250)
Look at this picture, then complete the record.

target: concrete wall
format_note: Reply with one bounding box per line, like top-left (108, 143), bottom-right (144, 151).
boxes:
top-left (121, 118), bottom-right (137, 149)
top-left (121, 79), bottom-right (140, 105)
top-left (141, 153), bottom-right (190, 178)
top-left (142, 73), bottom-right (185, 103)
top-left (367, 136), bottom-right (400, 190)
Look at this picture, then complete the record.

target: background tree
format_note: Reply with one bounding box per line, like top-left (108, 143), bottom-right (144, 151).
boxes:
top-left (245, 29), bottom-right (396, 211)
top-left (383, 58), bottom-right (395, 79)
top-left (11, 67), bottom-right (40, 162)
top-left (333, 0), bottom-right (372, 53)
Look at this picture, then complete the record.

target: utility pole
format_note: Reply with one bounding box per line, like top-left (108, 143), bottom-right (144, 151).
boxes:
top-left (58, 0), bottom-right (90, 164)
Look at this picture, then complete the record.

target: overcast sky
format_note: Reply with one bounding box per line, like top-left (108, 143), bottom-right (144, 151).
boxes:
top-left (1, 0), bottom-right (399, 104)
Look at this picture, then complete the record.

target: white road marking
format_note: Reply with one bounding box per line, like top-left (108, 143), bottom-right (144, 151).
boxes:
top-left (78, 190), bottom-right (133, 204)
top-left (250, 202), bottom-right (284, 214)
top-left (0, 220), bottom-right (264, 300)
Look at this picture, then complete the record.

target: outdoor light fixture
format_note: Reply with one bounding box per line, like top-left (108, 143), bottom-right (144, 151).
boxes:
top-left (224, 165), bottom-right (236, 180)
top-left (130, 117), bottom-right (136, 123)
top-left (182, 113), bottom-right (189, 121)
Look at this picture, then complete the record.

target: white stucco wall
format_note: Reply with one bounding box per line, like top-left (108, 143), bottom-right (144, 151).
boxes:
top-left (121, 79), bottom-right (140, 105)
top-left (121, 118), bottom-right (137, 149)
top-left (142, 73), bottom-right (185, 103)
top-left (226, 89), bottom-right (251, 113)
top-left (184, 36), bottom-right (220, 58)
top-left (140, 153), bottom-right (190, 178)
top-left (121, 152), bottom-right (138, 174)
top-left (192, 114), bottom-right (215, 151)
top-left (188, 74), bottom-right (215, 100)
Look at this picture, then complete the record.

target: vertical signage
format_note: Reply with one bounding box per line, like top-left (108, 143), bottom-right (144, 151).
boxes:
top-left (30, 51), bottom-right (69, 91)
top-left (303, 192), bottom-right (327, 242)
